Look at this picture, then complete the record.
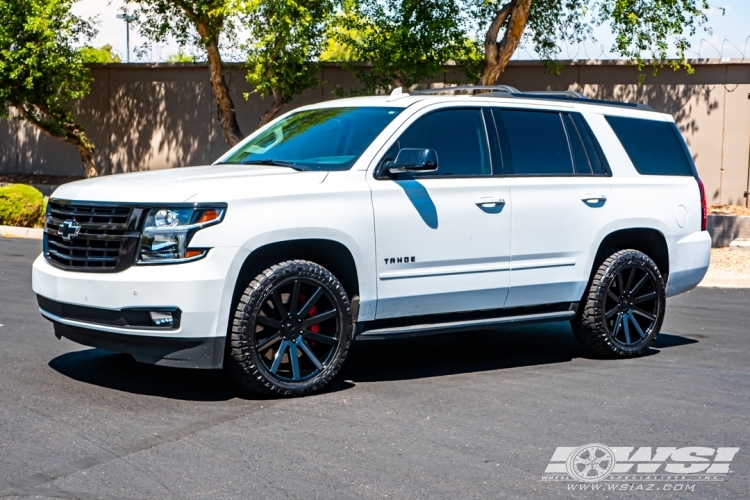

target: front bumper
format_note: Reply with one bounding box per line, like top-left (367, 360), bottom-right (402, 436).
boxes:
top-left (32, 247), bottom-right (246, 368)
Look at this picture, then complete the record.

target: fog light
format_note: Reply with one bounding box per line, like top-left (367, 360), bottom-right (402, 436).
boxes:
top-left (150, 311), bottom-right (174, 327)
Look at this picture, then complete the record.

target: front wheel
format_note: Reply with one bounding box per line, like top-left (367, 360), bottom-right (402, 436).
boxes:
top-left (228, 260), bottom-right (352, 396)
top-left (572, 249), bottom-right (666, 358)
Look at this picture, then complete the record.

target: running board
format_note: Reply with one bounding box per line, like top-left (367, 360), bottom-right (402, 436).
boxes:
top-left (356, 309), bottom-right (576, 340)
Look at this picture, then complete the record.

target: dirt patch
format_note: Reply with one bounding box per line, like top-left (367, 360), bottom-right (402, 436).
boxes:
top-left (708, 204), bottom-right (750, 217)
top-left (0, 174), bottom-right (84, 185)
top-left (708, 247), bottom-right (750, 277)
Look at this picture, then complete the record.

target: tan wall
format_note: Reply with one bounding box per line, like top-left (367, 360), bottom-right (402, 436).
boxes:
top-left (1, 60), bottom-right (749, 205)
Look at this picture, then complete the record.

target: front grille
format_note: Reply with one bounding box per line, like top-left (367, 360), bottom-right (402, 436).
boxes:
top-left (44, 201), bottom-right (142, 272)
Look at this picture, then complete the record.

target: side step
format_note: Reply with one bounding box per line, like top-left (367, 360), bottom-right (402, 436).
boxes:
top-left (356, 306), bottom-right (576, 341)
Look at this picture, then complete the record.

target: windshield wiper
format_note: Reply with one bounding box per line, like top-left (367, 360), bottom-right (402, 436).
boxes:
top-left (241, 159), bottom-right (310, 171)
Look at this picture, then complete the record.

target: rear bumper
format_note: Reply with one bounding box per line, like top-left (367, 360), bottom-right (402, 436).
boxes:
top-left (665, 231), bottom-right (711, 297)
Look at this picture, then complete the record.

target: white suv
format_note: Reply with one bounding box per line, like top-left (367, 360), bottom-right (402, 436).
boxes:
top-left (32, 86), bottom-right (711, 396)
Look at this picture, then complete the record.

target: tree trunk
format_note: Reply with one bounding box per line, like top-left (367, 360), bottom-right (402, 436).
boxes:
top-left (480, 0), bottom-right (533, 86)
top-left (392, 72), bottom-right (406, 92)
top-left (75, 142), bottom-right (97, 178)
top-left (256, 88), bottom-right (286, 129)
top-left (197, 23), bottom-right (243, 147)
top-left (15, 104), bottom-right (98, 178)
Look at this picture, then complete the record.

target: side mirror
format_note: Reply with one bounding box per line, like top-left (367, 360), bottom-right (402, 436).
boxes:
top-left (384, 148), bottom-right (438, 175)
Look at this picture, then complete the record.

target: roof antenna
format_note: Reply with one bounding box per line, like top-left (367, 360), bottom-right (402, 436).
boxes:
top-left (387, 87), bottom-right (409, 101)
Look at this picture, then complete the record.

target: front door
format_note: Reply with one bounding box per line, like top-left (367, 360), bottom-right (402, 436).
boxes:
top-left (368, 106), bottom-right (512, 319)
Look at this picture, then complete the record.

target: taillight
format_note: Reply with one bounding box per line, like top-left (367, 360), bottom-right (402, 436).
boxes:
top-left (697, 178), bottom-right (707, 231)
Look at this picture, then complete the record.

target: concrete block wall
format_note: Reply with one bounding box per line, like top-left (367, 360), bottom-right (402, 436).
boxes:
top-left (1, 60), bottom-right (749, 206)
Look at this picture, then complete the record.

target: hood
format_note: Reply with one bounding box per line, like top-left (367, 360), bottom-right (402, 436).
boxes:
top-left (51, 165), bottom-right (329, 203)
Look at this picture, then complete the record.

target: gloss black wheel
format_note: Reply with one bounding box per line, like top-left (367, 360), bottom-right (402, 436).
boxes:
top-left (228, 260), bottom-right (352, 396)
top-left (572, 249), bottom-right (666, 358)
top-left (603, 263), bottom-right (660, 349)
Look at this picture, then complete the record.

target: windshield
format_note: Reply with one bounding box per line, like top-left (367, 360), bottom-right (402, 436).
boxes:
top-left (219, 107), bottom-right (403, 171)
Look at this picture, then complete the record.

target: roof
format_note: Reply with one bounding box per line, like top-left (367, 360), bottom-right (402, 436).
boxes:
top-left (305, 85), bottom-right (655, 114)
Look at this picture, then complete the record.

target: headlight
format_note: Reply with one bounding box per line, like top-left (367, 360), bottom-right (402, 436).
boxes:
top-left (137, 205), bottom-right (226, 264)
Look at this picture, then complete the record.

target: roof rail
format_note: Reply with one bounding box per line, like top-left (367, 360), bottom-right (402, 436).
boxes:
top-left (410, 85), bottom-right (520, 95)
top-left (406, 85), bottom-right (653, 111)
top-left (523, 90), bottom-right (587, 99)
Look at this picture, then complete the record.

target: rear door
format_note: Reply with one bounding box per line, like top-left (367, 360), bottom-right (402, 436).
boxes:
top-left (490, 107), bottom-right (617, 308)
top-left (368, 104), bottom-right (513, 319)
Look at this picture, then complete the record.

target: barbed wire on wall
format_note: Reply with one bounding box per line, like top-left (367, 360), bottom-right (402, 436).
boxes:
top-left (124, 35), bottom-right (750, 65)
top-left (509, 36), bottom-right (750, 63)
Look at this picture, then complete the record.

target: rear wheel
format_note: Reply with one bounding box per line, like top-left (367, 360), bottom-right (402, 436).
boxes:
top-left (572, 249), bottom-right (666, 358)
top-left (228, 260), bottom-right (352, 396)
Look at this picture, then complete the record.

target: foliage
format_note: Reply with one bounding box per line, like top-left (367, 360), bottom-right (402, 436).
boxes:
top-left (0, 184), bottom-right (45, 228)
top-left (122, 0), bottom-right (236, 55)
top-left (79, 44), bottom-right (121, 63)
top-left (471, 0), bottom-right (714, 83)
top-left (0, 0), bottom-right (97, 177)
top-left (320, 22), bottom-right (361, 62)
top-left (240, 0), bottom-right (333, 127)
top-left (123, 0), bottom-right (244, 145)
top-left (598, 0), bottom-right (713, 78)
top-left (166, 49), bottom-right (198, 62)
top-left (331, 0), bottom-right (480, 94)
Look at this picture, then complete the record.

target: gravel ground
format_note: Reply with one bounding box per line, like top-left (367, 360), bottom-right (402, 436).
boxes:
top-left (708, 247), bottom-right (750, 277)
top-left (709, 204), bottom-right (750, 216)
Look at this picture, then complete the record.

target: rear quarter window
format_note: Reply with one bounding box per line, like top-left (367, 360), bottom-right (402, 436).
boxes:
top-left (605, 115), bottom-right (696, 176)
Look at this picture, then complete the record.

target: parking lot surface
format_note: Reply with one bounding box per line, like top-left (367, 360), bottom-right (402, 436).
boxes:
top-left (1, 236), bottom-right (749, 499)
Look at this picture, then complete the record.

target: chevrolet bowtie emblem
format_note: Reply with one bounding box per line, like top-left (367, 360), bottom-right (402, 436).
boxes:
top-left (57, 220), bottom-right (82, 242)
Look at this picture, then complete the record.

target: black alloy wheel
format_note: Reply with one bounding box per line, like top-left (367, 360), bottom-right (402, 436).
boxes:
top-left (603, 263), bottom-right (660, 349)
top-left (228, 260), bottom-right (352, 396)
top-left (572, 249), bottom-right (666, 358)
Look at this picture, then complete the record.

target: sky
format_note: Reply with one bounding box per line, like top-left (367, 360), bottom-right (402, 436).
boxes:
top-left (72, 1), bottom-right (750, 63)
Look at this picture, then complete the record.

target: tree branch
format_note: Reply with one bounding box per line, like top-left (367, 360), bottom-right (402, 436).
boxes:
top-left (480, 0), bottom-right (532, 86)
top-left (16, 104), bottom-right (97, 178)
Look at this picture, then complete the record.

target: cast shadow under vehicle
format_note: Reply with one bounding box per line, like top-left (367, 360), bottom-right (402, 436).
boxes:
top-left (48, 348), bottom-right (247, 401)
top-left (47, 324), bottom-right (698, 400)
top-left (48, 347), bottom-right (356, 401)
top-left (651, 332), bottom-right (700, 349)
top-left (340, 323), bottom-right (700, 383)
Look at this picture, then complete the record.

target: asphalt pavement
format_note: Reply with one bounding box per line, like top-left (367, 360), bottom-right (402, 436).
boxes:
top-left (1, 236), bottom-right (749, 499)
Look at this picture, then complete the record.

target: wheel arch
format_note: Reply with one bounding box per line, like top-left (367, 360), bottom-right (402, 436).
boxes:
top-left (231, 238), bottom-right (361, 306)
top-left (596, 228), bottom-right (669, 279)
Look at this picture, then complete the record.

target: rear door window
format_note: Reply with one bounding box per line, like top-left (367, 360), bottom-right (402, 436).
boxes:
top-left (605, 115), bottom-right (696, 176)
top-left (495, 109), bottom-right (574, 175)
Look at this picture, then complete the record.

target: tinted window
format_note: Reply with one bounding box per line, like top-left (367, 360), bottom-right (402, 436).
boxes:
top-left (221, 107), bottom-right (402, 171)
top-left (497, 110), bottom-right (574, 175)
top-left (571, 113), bottom-right (608, 175)
top-left (563, 114), bottom-right (592, 174)
top-left (605, 116), bottom-right (695, 176)
top-left (385, 109), bottom-right (491, 176)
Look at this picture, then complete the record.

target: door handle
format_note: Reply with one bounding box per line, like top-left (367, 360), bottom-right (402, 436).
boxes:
top-left (474, 197), bottom-right (506, 208)
top-left (581, 194), bottom-right (607, 204)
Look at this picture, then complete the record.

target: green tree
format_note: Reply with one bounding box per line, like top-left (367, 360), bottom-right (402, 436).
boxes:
top-left (476, 0), bottom-right (715, 85)
top-left (331, 0), bottom-right (479, 94)
top-left (240, 0), bottom-right (334, 129)
top-left (79, 44), bottom-right (122, 63)
top-left (123, 0), bottom-right (244, 146)
top-left (166, 49), bottom-right (198, 62)
top-left (0, 0), bottom-right (98, 177)
top-left (320, 20), bottom-right (361, 62)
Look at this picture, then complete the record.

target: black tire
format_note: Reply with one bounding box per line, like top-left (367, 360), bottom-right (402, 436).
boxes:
top-left (228, 260), bottom-right (352, 396)
top-left (572, 248), bottom-right (666, 358)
